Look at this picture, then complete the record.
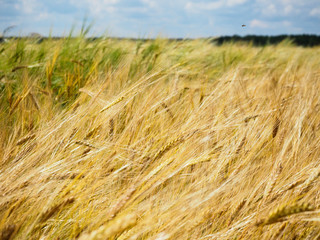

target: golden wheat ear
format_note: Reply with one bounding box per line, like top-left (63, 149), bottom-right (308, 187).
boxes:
top-left (0, 224), bottom-right (16, 240)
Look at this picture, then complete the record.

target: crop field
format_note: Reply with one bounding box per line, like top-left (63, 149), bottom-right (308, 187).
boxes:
top-left (0, 35), bottom-right (320, 239)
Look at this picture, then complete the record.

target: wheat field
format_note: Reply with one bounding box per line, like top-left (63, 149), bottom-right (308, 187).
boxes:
top-left (1, 36), bottom-right (320, 239)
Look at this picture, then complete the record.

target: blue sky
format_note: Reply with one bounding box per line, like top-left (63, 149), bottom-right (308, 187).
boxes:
top-left (1, 0), bottom-right (320, 38)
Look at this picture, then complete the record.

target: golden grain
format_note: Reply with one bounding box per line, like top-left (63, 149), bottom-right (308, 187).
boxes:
top-left (108, 186), bottom-right (137, 220)
top-left (100, 96), bottom-right (125, 113)
top-left (271, 222), bottom-right (287, 240)
top-left (16, 134), bottom-right (36, 146)
top-left (74, 140), bottom-right (97, 149)
top-left (161, 102), bottom-right (174, 119)
top-left (228, 198), bottom-right (247, 225)
top-left (79, 213), bottom-right (137, 240)
top-left (272, 117), bottom-right (281, 138)
top-left (1, 39), bottom-right (320, 239)
top-left (264, 164), bottom-right (283, 202)
top-left (85, 125), bottom-right (101, 140)
top-left (39, 197), bottom-right (75, 223)
top-left (28, 92), bottom-right (40, 111)
top-left (0, 224), bottom-right (16, 240)
top-left (109, 118), bottom-right (114, 138)
top-left (256, 202), bottom-right (315, 226)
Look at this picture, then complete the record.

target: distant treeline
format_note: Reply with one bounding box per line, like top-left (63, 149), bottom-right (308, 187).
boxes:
top-left (1, 34), bottom-right (320, 47)
top-left (212, 34), bottom-right (320, 47)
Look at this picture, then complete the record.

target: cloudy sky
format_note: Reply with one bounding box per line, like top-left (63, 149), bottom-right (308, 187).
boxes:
top-left (1, 0), bottom-right (320, 38)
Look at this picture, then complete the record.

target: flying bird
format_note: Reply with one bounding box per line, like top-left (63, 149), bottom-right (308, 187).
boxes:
top-left (242, 24), bottom-right (246, 28)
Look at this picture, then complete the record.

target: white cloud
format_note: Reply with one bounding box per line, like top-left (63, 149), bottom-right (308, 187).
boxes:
top-left (280, 0), bottom-right (306, 5)
top-left (282, 20), bottom-right (291, 27)
top-left (256, 0), bottom-right (316, 17)
top-left (281, 0), bottom-right (295, 4)
top-left (284, 5), bottom-right (293, 14)
top-left (310, 7), bottom-right (320, 17)
top-left (249, 19), bottom-right (293, 29)
top-left (5, 0), bottom-right (320, 37)
top-left (261, 3), bottom-right (277, 16)
top-left (14, 0), bottom-right (40, 14)
top-left (185, 0), bottom-right (247, 12)
top-left (12, 0), bottom-right (49, 23)
top-left (88, 0), bottom-right (119, 15)
top-left (141, 0), bottom-right (157, 8)
top-left (250, 19), bottom-right (269, 28)
top-left (209, 17), bottom-right (215, 26)
top-left (70, 0), bottom-right (119, 16)
top-left (35, 12), bottom-right (49, 21)
top-left (185, 1), bottom-right (222, 11)
top-left (226, 0), bottom-right (247, 7)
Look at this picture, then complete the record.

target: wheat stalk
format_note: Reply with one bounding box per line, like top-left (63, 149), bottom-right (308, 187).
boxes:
top-left (235, 135), bottom-right (246, 154)
top-left (153, 136), bottom-right (184, 161)
top-left (228, 198), bottom-right (247, 225)
top-left (269, 179), bottom-right (305, 202)
top-left (161, 102), bottom-right (174, 119)
top-left (299, 169), bottom-right (320, 195)
top-left (264, 164), bottom-right (283, 202)
top-left (152, 130), bottom-right (197, 161)
top-left (75, 140), bottom-right (98, 149)
top-left (79, 213), bottom-right (137, 240)
top-left (13, 143), bottom-right (36, 163)
top-left (108, 186), bottom-right (137, 220)
top-left (100, 96), bottom-right (125, 113)
top-left (244, 114), bottom-right (259, 123)
top-left (109, 118), bottom-right (115, 139)
top-left (0, 224), bottom-right (16, 240)
top-left (28, 92), bottom-right (40, 111)
top-left (39, 197), bottom-right (75, 223)
top-left (272, 117), bottom-right (280, 138)
top-left (256, 202), bottom-right (314, 226)
top-left (271, 222), bottom-right (287, 240)
top-left (85, 125), bottom-right (101, 140)
top-left (16, 133), bottom-right (36, 146)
